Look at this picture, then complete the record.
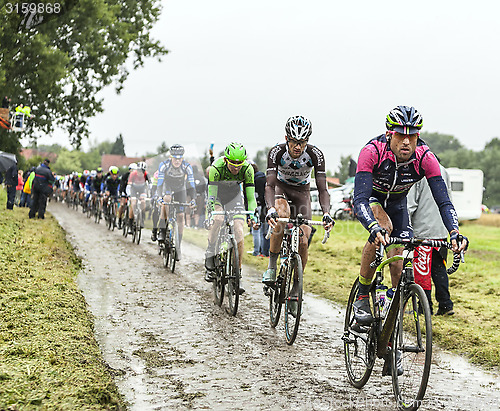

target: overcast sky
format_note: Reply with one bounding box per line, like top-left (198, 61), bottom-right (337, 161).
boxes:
top-left (31, 0), bottom-right (500, 172)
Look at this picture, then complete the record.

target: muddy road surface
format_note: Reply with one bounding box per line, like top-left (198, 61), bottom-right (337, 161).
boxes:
top-left (49, 202), bottom-right (500, 410)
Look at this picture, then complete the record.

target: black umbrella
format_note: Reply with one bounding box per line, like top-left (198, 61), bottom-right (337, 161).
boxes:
top-left (0, 151), bottom-right (17, 172)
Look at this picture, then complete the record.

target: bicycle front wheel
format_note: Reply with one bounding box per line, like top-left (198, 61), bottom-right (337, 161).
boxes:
top-left (226, 238), bottom-right (240, 316)
top-left (168, 224), bottom-right (178, 272)
top-left (343, 279), bottom-right (375, 388)
top-left (269, 263), bottom-right (286, 328)
top-left (284, 253), bottom-right (303, 345)
top-left (392, 283), bottom-right (432, 411)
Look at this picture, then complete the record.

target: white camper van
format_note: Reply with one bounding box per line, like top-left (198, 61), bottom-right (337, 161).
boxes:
top-left (446, 168), bottom-right (484, 221)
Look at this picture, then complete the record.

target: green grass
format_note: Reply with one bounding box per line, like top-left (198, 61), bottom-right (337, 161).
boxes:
top-left (0, 189), bottom-right (126, 410)
top-left (184, 218), bottom-right (500, 369)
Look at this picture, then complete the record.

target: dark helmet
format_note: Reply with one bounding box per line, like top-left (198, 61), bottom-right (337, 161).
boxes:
top-left (170, 144), bottom-right (185, 158)
top-left (285, 115), bottom-right (312, 140)
top-left (386, 106), bottom-right (423, 134)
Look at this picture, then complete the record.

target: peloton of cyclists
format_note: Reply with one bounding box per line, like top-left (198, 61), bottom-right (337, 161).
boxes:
top-left (204, 142), bottom-right (259, 294)
top-left (351, 105), bottom-right (469, 374)
top-left (155, 144), bottom-right (196, 260)
top-left (262, 115), bottom-right (334, 316)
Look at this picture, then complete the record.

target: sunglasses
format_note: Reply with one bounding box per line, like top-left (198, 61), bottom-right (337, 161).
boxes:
top-left (226, 158), bottom-right (244, 167)
top-left (288, 138), bottom-right (308, 147)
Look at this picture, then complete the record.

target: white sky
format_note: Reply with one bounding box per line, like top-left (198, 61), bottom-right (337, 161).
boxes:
top-left (31, 0), bottom-right (500, 172)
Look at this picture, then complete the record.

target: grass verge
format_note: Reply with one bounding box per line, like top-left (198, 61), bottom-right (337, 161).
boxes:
top-left (0, 189), bottom-right (127, 410)
top-left (183, 217), bottom-right (500, 369)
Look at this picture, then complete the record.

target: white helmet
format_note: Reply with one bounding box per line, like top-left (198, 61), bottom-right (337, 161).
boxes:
top-left (129, 163), bottom-right (137, 170)
top-left (285, 115), bottom-right (312, 140)
top-left (137, 161), bottom-right (147, 171)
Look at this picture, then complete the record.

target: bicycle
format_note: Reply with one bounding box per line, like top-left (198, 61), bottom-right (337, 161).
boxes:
top-left (104, 195), bottom-right (118, 231)
top-left (121, 199), bottom-right (130, 238)
top-left (158, 200), bottom-right (191, 273)
top-left (93, 194), bottom-right (102, 224)
top-left (210, 208), bottom-right (255, 316)
top-left (342, 237), bottom-right (463, 410)
top-left (131, 196), bottom-right (146, 244)
top-left (265, 214), bottom-right (330, 345)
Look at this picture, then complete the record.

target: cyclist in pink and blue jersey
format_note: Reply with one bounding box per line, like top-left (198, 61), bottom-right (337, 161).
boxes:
top-left (352, 106), bottom-right (469, 332)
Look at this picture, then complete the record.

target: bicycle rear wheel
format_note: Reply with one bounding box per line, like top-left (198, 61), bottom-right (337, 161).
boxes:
top-left (284, 253), bottom-right (303, 345)
top-left (392, 283), bottom-right (432, 411)
top-left (343, 279), bottom-right (375, 388)
top-left (269, 264), bottom-right (286, 328)
top-left (226, 238), bottom-right (240, 316)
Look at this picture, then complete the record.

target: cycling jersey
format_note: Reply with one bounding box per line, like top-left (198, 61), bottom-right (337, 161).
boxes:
top-left (265, 143), bottom-right (330, 214)
top-left (157, 158), bottom-right (195, 198)
top-left (353, 134), bottom-right (459, 233)
top-left (103, 175), bottom-right (120, 196)
top-left (92, 175), bottom-right (104, 193)
top-left (207, 156), bottom-right (257, 213)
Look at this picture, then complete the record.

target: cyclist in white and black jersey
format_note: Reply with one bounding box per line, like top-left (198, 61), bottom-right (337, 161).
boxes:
top-left (263, 116), bottom-right (334, 306)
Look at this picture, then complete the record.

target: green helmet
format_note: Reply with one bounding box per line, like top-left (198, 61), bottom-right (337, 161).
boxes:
top-left (224, 142), bottom-right (247, 162)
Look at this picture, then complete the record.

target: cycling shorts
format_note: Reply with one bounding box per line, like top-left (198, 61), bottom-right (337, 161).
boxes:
top-left (369, 196), bottom-right (412, 239)
top-left (162, 189), bottom-right (187, 212)
top-left (275, 180), bottom-right (311, 219)
top-left (214, 190), bottom-right (245, 220)
top-left (130, 183), bottom-right (147, 199)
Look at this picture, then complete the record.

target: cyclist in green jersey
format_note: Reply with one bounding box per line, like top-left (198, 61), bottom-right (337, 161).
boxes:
top-left (204, 142), bottom-right (260, 293)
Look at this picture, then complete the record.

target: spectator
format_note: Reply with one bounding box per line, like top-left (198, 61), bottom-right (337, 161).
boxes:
top-left (2, 96), bottom-right (11, 109)
top-left (29, 159), bottom-right (55, 219)
top-left (4, 162), bottom-right (18, 210)
top-left (407, 164), bottom-right (455, 316)
top-left (15, 169), bottom-right (24, 206)
top-left (20, 167), bottom-right (35, 207)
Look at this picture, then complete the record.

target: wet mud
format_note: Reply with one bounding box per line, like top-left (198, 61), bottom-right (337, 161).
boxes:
top-left (49, 202), bottom-right (500, 410)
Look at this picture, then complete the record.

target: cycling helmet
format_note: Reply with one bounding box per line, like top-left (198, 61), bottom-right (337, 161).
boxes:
top-left (170, 144), bottom-right (185, 158)
top-left (96, 166), bottom-right (103, 173)
top-left (90, 170), bottom-right (97, 178)
top-left (224, 142), bottom-right (247, 162)
top-left (83, 169), bottom-right (90, 177)
top-left (285, 115), bottom-right (312, 140)
top-left (137, 161), bottom-right (147, 171)
top-left (109, 166), bottom-right (119, 175)
top-left (386, 106), bottom-right (423, 134)
top-left (129, 163), bottom-right (137, 170)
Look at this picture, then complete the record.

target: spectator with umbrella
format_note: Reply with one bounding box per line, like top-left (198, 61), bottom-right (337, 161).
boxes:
top-left (0, 151), bottom-right (18, 210)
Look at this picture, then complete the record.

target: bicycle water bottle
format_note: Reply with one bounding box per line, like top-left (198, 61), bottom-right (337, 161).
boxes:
top-left (381, 287), bottom-right (395, 319)
top-left (376, 285), bottom-right (388, 313)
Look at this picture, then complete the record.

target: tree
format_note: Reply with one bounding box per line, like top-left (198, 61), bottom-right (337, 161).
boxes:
top-left (253, 147), bottom-right (271, 173)
top-left (420, 132), bottom-right (464, 154)
top-left (52, 149), bottom-right (82, 174)
top-left (111, 134), bottom-right (126, 155)
top-left (156, 141), bottom-right (169, 155)
top-left (333, 155), bottom-right (354, 184)
top-left (0, 0), bottom-right (167, 150)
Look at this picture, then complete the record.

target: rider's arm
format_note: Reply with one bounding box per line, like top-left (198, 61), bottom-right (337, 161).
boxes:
top-left (185, 163), bottom-right (197, 199)
top-left (206, 165), bottom-right (220, 215)
top-left (243, 164), bottom-right (257, 213)
top-left (264, 145), bottom-right (281, 210)
top-left (353, 144), bottom-right (380, 231)
top-left (309, 145), bottom-right (330, 215)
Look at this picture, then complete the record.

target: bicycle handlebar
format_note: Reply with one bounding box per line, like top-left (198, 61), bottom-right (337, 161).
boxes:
top-left (370, 237), bottom-right (464, 274)
top-left (265, 217), bottom-right (331, 244)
